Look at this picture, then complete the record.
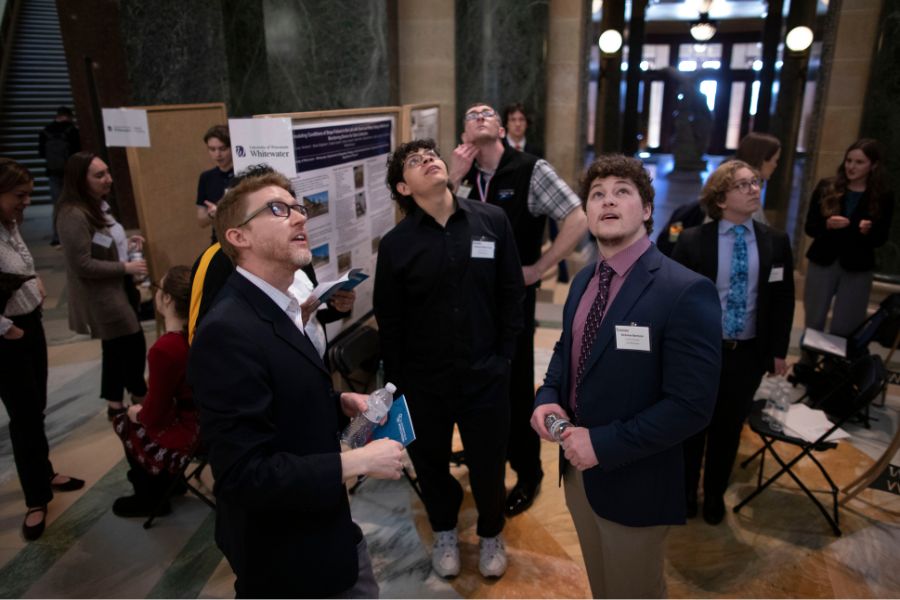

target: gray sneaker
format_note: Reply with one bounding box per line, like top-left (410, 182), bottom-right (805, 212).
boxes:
top-left (479, 534), bottom-right (508, 578)
top-left (431, 529), bottom-right (460, 578)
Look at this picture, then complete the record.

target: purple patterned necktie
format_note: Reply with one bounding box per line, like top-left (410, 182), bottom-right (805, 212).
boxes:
top-left (574, 261), bottom-right (615, 420)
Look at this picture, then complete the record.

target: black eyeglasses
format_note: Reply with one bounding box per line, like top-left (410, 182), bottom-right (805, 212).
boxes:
top-left (731, 178), bottom-right (762, 194)
top-left (238, 201), bottom-right (308, 227)
top-left (403, 150), bottom-right (440, 170)
top-left (464, 109), bottom-right (497, 121)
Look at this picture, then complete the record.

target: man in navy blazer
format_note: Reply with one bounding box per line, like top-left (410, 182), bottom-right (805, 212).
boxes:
top-left (531, 155), bottom-right (721, 598)
top-left (672, 160), bottom-right (794, 525)
top-left (189, 167), bottom-right (403, 598)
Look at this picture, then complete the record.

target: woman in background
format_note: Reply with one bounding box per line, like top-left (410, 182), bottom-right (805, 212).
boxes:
top-left (112, 265), bottom-right (198, 517)
top-left (803, 138), bottom-right (894, 338)
top-left (0, 158), bottom-right (83, 541)
top-left (56, 152), bottom-right (148, 419)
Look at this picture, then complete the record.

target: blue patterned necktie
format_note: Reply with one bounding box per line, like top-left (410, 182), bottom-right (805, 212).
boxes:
top-left (575, 261), bottom-right (615, 419)
top-left (724, 224), bottom-right (748, 338)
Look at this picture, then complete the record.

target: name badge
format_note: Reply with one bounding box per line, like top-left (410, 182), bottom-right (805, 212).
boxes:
top-left (615, 324), bottom-right (651, 352)
top-left (497, 189), bottom-right (515, 201)
top-left (458, 184), bottom-right (473, 198)
top-left (768, 266), bottom-right (784, 283)
top-left (471, 238), bottom-right (495, 259)
top-left (92, 232), bottom-right (114, 248)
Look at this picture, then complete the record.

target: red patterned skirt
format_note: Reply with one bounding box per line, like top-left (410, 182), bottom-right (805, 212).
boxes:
top-left (113, 414), bottom-right (197, 475)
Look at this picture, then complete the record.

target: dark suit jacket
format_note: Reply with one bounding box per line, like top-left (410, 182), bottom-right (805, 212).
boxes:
top-left (535, 243), bottom-right (722, 526)
top-left (672, 220), bottom-right (795, 372)
top-left (188, 271), bottom-right (358, 598)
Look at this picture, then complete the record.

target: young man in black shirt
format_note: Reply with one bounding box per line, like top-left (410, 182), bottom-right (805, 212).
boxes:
top-left (196, 125), bottom-right (234, 242)
top-left (374, 139), bottom-right (524, 580)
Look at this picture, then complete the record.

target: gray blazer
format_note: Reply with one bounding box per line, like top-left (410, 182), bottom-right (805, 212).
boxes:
top-left (56, 204), bottom-right (140, 340)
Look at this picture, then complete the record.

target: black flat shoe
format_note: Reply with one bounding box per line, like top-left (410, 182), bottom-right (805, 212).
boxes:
top-left (112, 495), bottom-right (171, 519)
top-left (107, 406), bottom-right (127, 422)
top-left (50, 474), bottom-right (85, 492)
top-left (22, 505), bottom-right (47, 541)
top-left (505, 479), bottom-right (542, 517)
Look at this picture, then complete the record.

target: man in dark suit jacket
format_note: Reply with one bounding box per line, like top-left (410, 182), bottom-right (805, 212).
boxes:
top-left (531, 155), bottom-right (721, 598)
top-left (189, 167), bottom-right (403, 598)
top-left (672, 159), bottom-right (795, 525)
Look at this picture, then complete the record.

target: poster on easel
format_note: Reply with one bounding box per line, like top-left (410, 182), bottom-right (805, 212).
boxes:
top-left (230, 108), bottom-right (399, 341)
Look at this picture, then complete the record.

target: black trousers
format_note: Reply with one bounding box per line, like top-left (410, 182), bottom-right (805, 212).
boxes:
top-left (100, 329), bottom-right (147, 402)
top-left (405, 376), bottom-right (510, 538)
top-left (0, 309), bottom-right (55, 507)
top-left (684, 340), bottom-right (764, 501)
top-left (506, 285), bottom-right (543, 485)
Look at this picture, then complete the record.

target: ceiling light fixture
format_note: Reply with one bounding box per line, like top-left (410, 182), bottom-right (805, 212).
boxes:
top-left (690, 12), bottom-right (717, 42)
top-left (598, 29), bottom-right (624, 54)
top-left (785, 26), bottom-right (814, 52)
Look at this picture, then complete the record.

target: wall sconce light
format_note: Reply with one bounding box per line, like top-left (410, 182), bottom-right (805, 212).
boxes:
top-left (598, 29), bottom-right (623, 54)
top-left (690, 13), bottom-right (717, 42)
top-left (785, 26), bottom-right (814, 52)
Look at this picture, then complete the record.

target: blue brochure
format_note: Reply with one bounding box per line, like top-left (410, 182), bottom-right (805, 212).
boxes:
top-left (372, 395), bottom-right (416, 447)
top-left (313, 268), bottom-right (369, 304)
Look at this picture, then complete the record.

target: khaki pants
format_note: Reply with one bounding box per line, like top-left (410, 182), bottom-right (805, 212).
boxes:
top-left (564, 466), bottom-right (669, 599)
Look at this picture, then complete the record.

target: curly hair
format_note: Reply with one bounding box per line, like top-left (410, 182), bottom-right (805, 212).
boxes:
top-left (699, 159), bottom-right (758, 221)
top-left (580, 154), bottom-right (655, 235)
top-left (384, 139), bottom-right (447, 215)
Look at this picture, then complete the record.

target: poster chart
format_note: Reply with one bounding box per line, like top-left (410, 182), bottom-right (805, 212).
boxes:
top-left (230, 113), bottom-right (397, 340)
top-left (292, 115), bottom-right (395, 341)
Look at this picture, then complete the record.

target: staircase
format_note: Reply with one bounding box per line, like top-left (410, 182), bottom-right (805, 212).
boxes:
top-left (0, 0), bottom-right (75, 203)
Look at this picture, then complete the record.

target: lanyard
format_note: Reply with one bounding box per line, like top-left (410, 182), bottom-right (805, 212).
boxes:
top-left (476, 171), bottom-right (492, 203)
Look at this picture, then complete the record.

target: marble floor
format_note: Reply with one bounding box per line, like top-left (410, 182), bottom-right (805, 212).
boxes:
top-left (3, 201), bottom-right (900, 598)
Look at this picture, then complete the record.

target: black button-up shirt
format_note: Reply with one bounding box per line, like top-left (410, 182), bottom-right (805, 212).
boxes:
top-left (374, 197), bottom-right (524, 394)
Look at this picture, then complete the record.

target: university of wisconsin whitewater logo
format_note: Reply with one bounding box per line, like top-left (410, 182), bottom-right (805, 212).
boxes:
top-left (235, 145), bottom-right (246, 158)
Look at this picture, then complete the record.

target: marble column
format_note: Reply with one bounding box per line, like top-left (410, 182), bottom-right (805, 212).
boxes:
top-left (860, 0), bottom-right (899, 274)
top-left (545, 0), bottom-right (590, 186)
top-left (119, 0), bottom-right (229, 106)
top-left (455, 0), bottom-right (549, 150)
top-left (243, 0), bottom-right (396, 115)
top-left (397, 0), bottom-right (456, 157)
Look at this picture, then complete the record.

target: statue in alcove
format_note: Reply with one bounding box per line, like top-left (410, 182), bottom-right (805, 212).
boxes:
top-left (667, 69), bottom-right (713, 173)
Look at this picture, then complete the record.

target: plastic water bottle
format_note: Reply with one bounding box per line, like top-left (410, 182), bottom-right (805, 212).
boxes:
top-left (341, 383), bottom-right (396, 449)
top-left (763, 377), bottom-right (791, 432)
top-left (544, 413), bottom-right (573, 443)
top-left (128, 248), bottom-right (148, 284)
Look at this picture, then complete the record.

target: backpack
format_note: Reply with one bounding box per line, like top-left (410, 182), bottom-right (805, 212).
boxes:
top-left (44, 128), bottom-right (71, 171)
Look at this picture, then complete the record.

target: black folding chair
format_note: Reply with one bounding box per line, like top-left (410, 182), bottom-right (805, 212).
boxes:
top-left (734, 354), bottom-right (886, 536)
top-left (328, 325), bottom-right (424, 502)
top-left (792, 293), bottom-right (900, 425)
top-left (143, 444), bottom-right (216, 529)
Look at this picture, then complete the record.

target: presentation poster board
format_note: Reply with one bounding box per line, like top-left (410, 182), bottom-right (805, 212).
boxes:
top-left (401, 103), bottom-right (440, 145)
top-left (124, 103), bottom-right (228, 286)
top-left (232, 107), bottom-right (402, 341)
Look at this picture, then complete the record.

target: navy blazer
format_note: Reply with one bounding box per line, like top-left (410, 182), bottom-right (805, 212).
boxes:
top-left (535, 243), bottom-right (722, 527)
top-left (189, 272), bottom-right (359, 598)
top-left (672, 220), bottom-right (795, 372)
